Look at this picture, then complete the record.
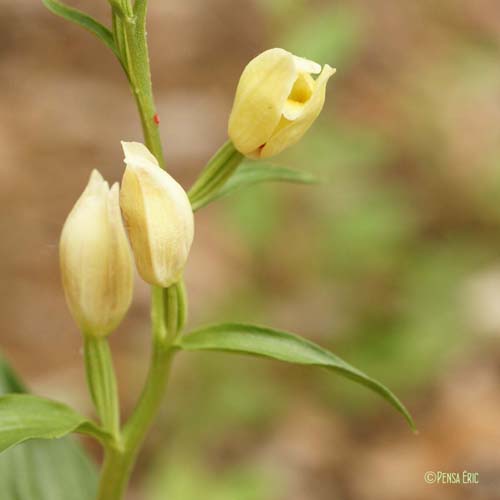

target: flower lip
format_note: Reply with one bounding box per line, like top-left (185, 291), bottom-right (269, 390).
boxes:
top-left (259, 63), bottom-right (336, 159)
top-left (283, 73), bottom-right (316, 121)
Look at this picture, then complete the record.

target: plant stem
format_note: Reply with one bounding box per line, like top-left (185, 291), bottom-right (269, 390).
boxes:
top-left (97, 339), bottom-right (174, 500)
top-left (96, 5), bottom-right (179, 499)
top-left (83, 335), bottom-right (121, 441)
top-left (97, 285), bottom-right (179, 500)
top-left (188, 140), bottom-right (243, 210)
top-left (120, 4), bottom-right (165, 166)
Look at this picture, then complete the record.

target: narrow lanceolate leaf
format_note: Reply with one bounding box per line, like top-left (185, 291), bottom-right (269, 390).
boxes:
top-left (221, 162), bottom-right (319, 197)
top-left (0, 394), bottom-right (91, 453)
top-left (0, 356), bottom-right (97, 499)
top-left (178, 323), bottom-right (415, 430)
top-left (42, 0), bottom-right (118, 58)
top-left (191, 162), bottom-right (319, 211)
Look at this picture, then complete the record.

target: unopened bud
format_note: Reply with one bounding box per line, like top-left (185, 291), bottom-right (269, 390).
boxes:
top-left (60, 170), bottom-right (134, 336)
top-left (119, 142), bottom-right (194, 287)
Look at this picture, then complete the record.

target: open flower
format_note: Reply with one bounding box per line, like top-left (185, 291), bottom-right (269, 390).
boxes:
top-left (228, 48), bottom-right (335, 159)
top-left (60, 170), bottom-right (134, 336)
top-left (119, 142), bottom-right (194, 288)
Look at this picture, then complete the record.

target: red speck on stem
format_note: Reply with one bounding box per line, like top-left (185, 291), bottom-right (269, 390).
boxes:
top-left (153, 113), bottom-right (160, 125)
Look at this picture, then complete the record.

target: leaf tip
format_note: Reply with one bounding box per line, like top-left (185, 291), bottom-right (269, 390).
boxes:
top-left (400, 406), bottom-right (417, 433)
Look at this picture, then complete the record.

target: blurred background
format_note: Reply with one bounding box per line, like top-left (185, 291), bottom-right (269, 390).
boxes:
top-left (2, 0), bottom-right (500, 498)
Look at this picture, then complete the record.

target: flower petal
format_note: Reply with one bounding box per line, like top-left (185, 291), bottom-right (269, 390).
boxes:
top-left (293, 55), bottom-right (321, 75)
top-left (228, 48), bottom-right (297, 156)
top-left (260, 65), bottom-right (336, 158)
top-left (121, 140), bottom-right (159, 169)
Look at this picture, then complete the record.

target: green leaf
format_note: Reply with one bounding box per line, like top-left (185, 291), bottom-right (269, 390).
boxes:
top-left (192, 162), bottom-right (319, 211)
top-left (0, 394), bottom-right (92, 453)
top-left (0, 439), bottom-right (97, 500)
top-left (220, 162), bottom-right (319, 198)
top-left (178, 323), bottom-right (415, 430)
top-left (42, 0), bottom-right (119, 58)
top-left (0, 356), bottom-right (98, 499)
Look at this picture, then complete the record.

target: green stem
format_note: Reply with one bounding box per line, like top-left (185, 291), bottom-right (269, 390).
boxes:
top-left (164, 285), bottom-right (179, 343)
top-left (95, 4), bottom-right (178, 498)
top-left (188, 140), bottom-right (244, 211)
top-left (97, 285), bottom-right (179, 500)
top-left (83, 335), bottom-right (121, 441)
top-left (151, 285), bottom-right (168, 342)
top-left (175, 280), bottom-right (188, 331)
top-left (119, 6), bottom-right (165, 166)
top-left (97, 341), bottom-right (175, 500)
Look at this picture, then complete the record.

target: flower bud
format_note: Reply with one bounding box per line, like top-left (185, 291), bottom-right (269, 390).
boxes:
top-left (119, 141), bottom-right (194, 287)
top-left (60, 170), bottom-right (134, 336)
top-left (228, 48), bottom-right (335, 159)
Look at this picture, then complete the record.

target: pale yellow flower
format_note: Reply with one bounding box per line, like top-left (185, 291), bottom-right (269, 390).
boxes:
top-left (60, 170), bottom-right (134, 336)
top-left (120, 142), bottom-right (194, 287)
top-left (228, 48), bottom-right (335, 158)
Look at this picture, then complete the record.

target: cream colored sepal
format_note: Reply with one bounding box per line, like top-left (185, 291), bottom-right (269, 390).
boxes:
top-left (120, 141), bottom-right (194, 288)
top-left (60, 170), bottom-right (134, 337)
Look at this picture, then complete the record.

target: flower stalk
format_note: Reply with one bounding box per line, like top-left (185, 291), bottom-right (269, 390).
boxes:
top-left (188, 140), bottom-right (244, 211)
top-left (95, 2), bottom-right (183, 498)
top-left (44, 3), bottom-right (338, 500)
top-left (96, 331), bottom-right (175, 500)
top-left (33, 3), bottom-right (417, 500)
top-left (26, 3), bottom-right (420, 498)
top-left (83, 335), bottom-right (121, 443)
